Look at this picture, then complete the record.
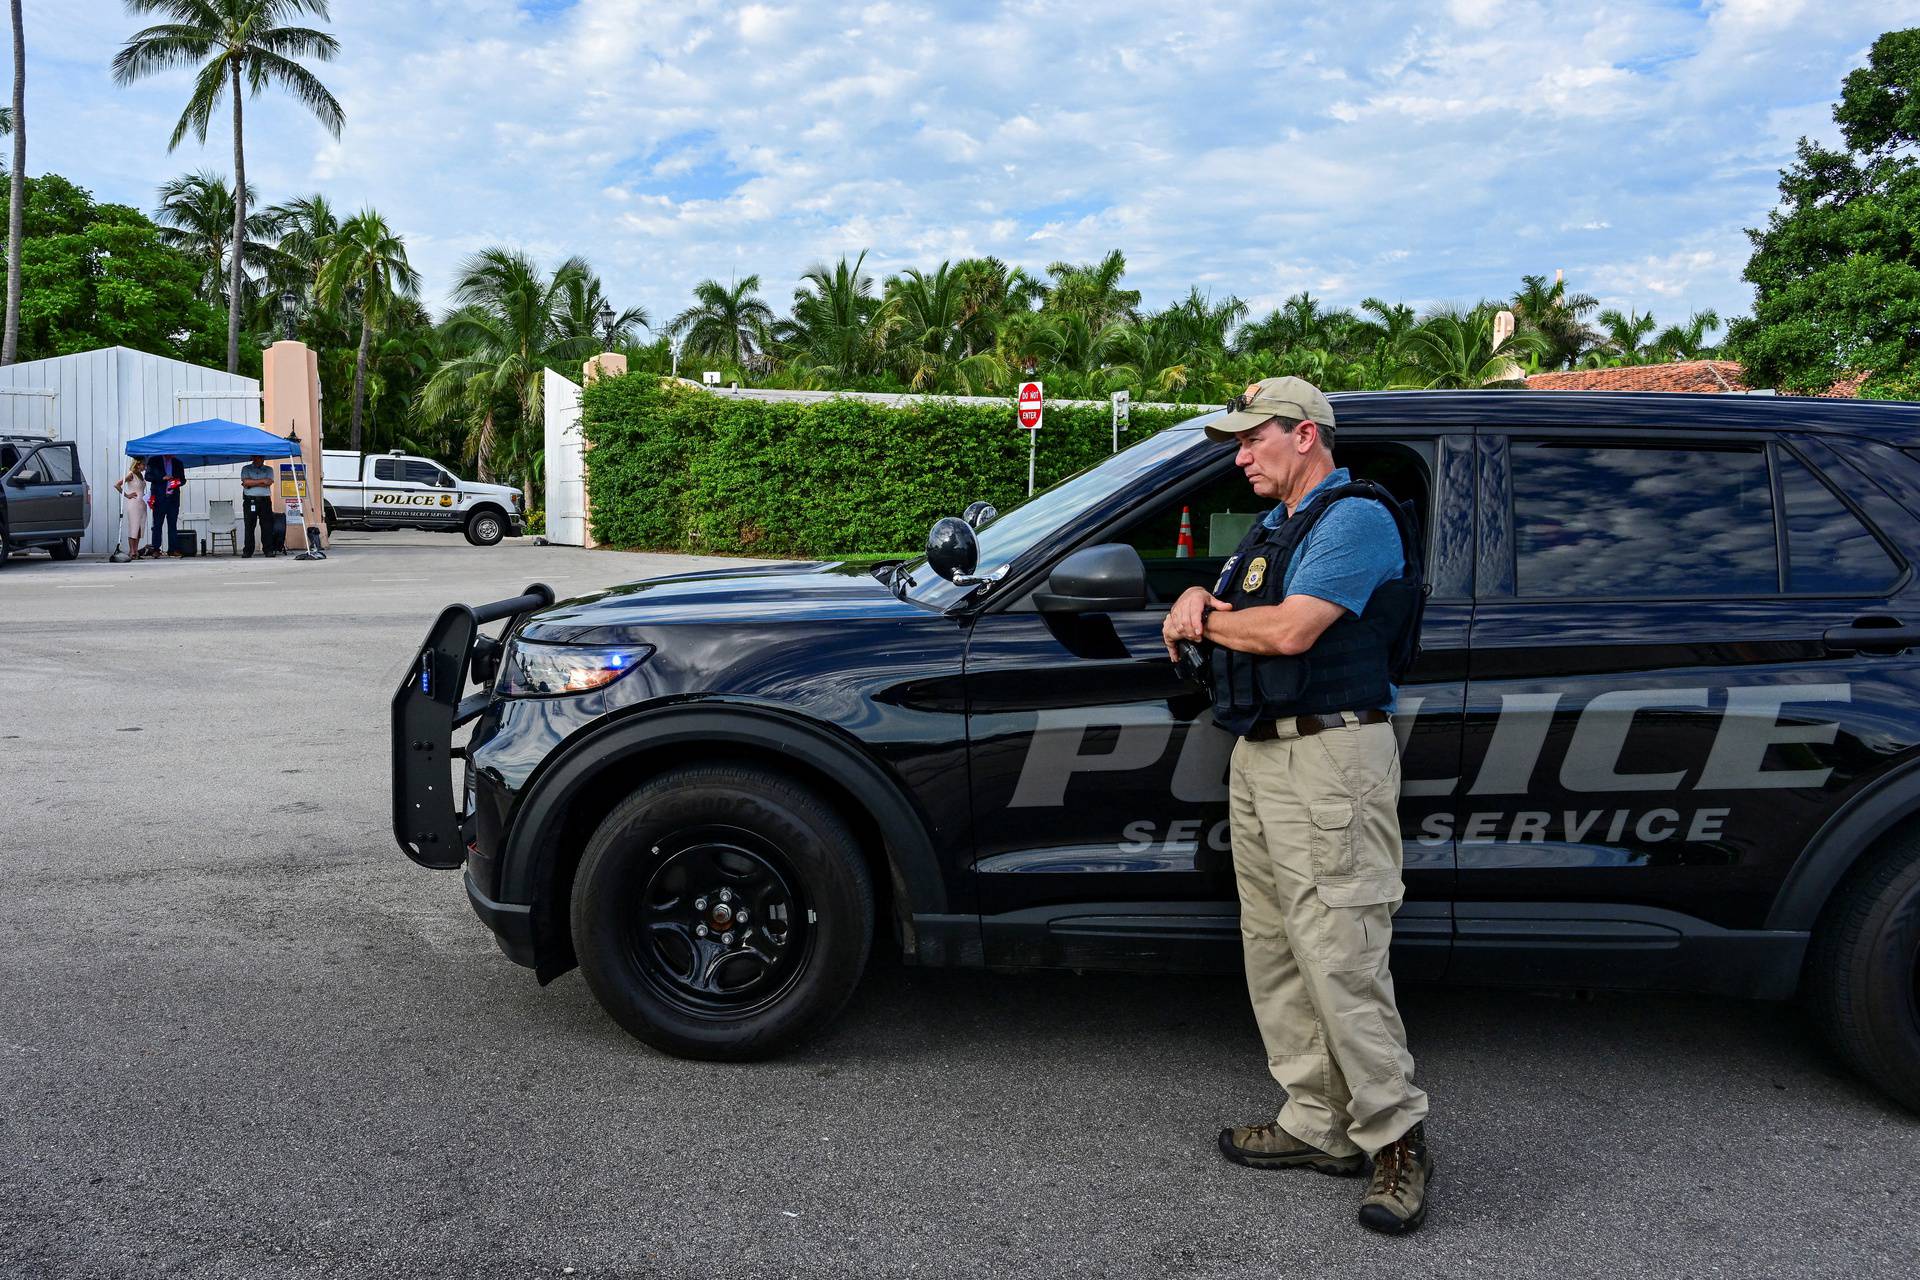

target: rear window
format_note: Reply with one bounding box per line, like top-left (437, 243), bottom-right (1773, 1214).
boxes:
top-left (1778, 450), bottom-right (1901, 594)
top-left (373, 458), bottom-right (399, 481)
top-left (1512, 443), bottom-right (1777, 598)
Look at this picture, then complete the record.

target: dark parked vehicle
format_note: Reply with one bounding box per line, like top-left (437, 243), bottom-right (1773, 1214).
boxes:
top-left (394, 391), bottom-right (1920, 1112)
top-left (0, 434), bottom-right (88, 566)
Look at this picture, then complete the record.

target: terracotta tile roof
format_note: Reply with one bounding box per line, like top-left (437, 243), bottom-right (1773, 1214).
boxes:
top-left (1525, 361), bottom-right (1749, 393)
top-left (1525, 360), bottom-right (1867, 398)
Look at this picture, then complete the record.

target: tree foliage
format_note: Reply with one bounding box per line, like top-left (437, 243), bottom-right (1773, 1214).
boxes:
top-left (1732, 27), bottom-right (1920, 394)
top-left (0, 172), bottom-right (223, 362)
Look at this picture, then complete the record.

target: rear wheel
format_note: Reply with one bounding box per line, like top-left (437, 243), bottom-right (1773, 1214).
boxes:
top-left (48, 535), bottom-right (78, 561)
top-left (1810, 835), bottom-right (1920, 1112)
top-left (465, 509), bottom-right (504, 546)
top-left (571, 764), bottom-right (874, 1060)
top-left (0, 518), bottom-right (10, 567)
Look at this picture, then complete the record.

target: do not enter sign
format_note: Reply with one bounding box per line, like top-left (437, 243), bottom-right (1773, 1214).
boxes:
top-left (1017, 381), bottom-right (1044, 431)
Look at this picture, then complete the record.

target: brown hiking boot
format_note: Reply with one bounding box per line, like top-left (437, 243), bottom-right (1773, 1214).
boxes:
top-left (1358, 1122), bottom-right (1433, 1235)
top-left (1217, 1119), bottom-right (1365, 1176)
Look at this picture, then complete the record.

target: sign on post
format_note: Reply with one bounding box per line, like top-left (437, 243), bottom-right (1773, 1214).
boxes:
top-left (1111, 388), bottom-right (1130, 451)
top-left (1017, 381), bottom-right (1043, 494)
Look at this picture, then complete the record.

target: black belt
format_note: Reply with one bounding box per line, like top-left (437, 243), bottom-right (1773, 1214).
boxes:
top-left (1245, 709), bottom-right (1390, 741)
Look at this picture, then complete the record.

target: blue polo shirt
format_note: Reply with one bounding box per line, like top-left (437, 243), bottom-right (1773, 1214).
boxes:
top-left (1263, 467), bottom-right (1404, 711)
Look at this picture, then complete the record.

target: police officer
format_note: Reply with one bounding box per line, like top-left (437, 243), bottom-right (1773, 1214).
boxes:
top-left (1160, 376), bottom-right (1433, 1235)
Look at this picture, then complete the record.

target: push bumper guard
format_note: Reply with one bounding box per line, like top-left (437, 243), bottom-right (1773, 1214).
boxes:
top-left (391, 582), bottom-right (554, 869)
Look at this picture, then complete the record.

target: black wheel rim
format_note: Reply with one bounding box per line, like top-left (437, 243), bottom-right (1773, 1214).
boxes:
top-left (623, 825), bottom-right (813, 1019)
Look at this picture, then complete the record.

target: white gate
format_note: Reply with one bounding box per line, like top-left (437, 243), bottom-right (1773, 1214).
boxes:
top-left (543, 367), bottom-right (586, 546)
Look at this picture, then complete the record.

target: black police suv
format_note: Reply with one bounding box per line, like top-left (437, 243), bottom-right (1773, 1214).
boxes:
top-left (393, 391), bottom-right (1920, 1112)
top-left (0, 433), bottom-right (88, 565)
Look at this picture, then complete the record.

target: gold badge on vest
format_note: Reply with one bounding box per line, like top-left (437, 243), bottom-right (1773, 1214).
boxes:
top-left (1242, 556), bottom-right (1268, 591)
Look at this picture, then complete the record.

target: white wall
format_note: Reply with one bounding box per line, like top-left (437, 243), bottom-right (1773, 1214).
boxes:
top-left (0, 347), bottom-right (260, 555)
top-left (543, 367), bottom-right (586, 547)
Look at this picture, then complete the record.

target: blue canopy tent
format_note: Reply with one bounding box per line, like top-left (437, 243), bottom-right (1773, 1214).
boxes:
top-left (125, 418), bottom-right (302, 467)
top-left (123, 418), bottom-right (324, 560)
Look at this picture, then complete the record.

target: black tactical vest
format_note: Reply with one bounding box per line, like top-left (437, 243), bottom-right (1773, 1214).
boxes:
top-left (1207, 479), bottom-right (1426, 736)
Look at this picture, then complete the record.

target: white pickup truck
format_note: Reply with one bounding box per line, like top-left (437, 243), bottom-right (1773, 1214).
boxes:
top-left (321, 450), bottom-right (525, 546)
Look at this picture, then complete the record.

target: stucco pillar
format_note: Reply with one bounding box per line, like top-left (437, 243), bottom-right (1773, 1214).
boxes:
top-left (262, 340), bottom-right (327, 549)
top-left (578, 352), bottom-right (627, 550)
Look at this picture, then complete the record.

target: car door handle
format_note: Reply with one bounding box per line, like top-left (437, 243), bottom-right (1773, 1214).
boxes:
top-left (58, 489), bottom-right (75, 497)
top-left (1822, 619), bottom-right (1920, 652)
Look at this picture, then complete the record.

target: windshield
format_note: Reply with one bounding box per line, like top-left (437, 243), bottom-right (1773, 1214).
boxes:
top-left (905, 423), bottom-right (1219, 609)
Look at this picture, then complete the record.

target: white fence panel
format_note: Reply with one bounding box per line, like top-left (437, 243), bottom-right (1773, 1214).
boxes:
top-left (543, 367), bottom-right (586, 547)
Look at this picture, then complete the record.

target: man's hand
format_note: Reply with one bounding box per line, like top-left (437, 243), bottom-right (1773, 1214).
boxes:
top-left (1162, 585), bottom-right (1231, 661)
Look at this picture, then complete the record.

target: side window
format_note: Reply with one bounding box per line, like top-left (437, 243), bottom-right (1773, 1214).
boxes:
top-left (0, 443), bottom-right (18, 472)
top-left (1106, 439), bottom-right (1434, 604)
top-left (403, 459), bottom-right (444, 486)
top-left (1778, 449), bottom-right (1901, 594)
top-left (1511, 443), bottom-right (1776, 599)
top-left (373, 458), bottom-right (399, 482)
top-left (29, 445), bottom-right (75, 484)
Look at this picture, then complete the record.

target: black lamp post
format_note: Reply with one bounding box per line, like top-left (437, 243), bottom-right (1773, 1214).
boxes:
top-left (279, 290), bottom-right (299, 342)
top-left (596, 299), bottom-right (615, 347)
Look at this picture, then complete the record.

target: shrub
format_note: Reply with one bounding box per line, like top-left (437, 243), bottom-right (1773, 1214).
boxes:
top-left (581, 376), bottom-right (1197, 556)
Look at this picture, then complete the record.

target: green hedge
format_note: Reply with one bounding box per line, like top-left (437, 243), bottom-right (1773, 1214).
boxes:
top-left (581, 376), bottom-right (1199, 557)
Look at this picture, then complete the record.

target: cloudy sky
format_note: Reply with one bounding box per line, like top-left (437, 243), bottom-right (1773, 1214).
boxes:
top-left (18, 0), bottom-right (1913, 334)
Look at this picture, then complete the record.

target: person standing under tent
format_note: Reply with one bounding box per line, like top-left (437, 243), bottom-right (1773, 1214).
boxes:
top-left (149, 454), bottom-right (186, 557)
top-left (114, 459), bottom-right (149, 560)
top-left (240, 455), bottom-right (275, 558)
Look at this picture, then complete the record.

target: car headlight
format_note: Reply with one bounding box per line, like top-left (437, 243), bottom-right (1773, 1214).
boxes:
top-left (495, 640), bottom-right (653, 697)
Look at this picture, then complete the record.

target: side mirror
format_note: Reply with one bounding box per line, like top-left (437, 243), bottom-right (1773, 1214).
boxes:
top-left (438, 473), bottom-right (455, 488)
top-left (962, 500), bottom-right (997, 530)
top-left (925, 516), bottom-right (978, 582)
top-left (11, 470), bottom-right (39, 485)
top-left (1033, 543), bottom-right (1149, 616)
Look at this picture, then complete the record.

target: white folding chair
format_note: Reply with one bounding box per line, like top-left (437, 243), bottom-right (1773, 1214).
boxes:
top-left (207, 498), bottom-right (239, 555)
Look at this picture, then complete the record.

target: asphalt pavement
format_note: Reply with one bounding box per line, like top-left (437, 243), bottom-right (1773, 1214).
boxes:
top-left (1, 532), bottom-right (1915, 1279)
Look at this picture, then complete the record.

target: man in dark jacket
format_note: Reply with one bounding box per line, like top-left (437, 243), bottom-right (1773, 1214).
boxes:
top-left (149, 455), bottom-right (187, 556)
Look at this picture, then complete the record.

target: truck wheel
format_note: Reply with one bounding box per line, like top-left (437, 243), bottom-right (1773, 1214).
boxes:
top-left (324, 503), bottom-right (337, 536)
top-left (0, 519), bottom-right (11, 567)
top-left (571, 764), bottom-right (874, 1061)
top-left (465, 510), bottom-right (504, 546)
top-left (49, 535), bottom-right (79, 561)
top-left (1809, 834), bottom-right (1920, 1112)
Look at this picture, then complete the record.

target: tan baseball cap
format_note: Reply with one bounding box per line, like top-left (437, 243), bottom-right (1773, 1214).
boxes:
top-left (1205, 375), bottom-right (1336, 442)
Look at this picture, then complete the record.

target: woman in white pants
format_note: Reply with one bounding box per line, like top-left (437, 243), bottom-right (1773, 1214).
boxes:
top-left (114, 458), bottom-right (149, 559)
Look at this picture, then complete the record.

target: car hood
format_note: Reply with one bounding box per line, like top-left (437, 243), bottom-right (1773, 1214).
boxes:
top-left (515, 559), bottom-right (929, 642)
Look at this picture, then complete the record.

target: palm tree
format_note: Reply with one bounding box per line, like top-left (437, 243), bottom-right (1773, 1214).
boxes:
top-left (153, 170), bottom-right (276, 303)
top-left (1398, 304), bottom-right (1545, 389)
top-left (1351, 297), bottom-right (1420, 386)
top-left (1585, 308), bottom-right (1660, 367)
top-left (669, 275), bottom-right (774, 372)
top-left (316, 208), bottom-right (419, 453)
top-left (776, 252), bottom-right (887, 380)
top-left (113, 0), bottom-right (344, 374)
top-left (2, 0), bottom-right (24, 366)
top-left (1510, 274), bottom-right (1599, 371)
top-left (557, 266), bottom-right (648, 348)
top-left (1041, 249), bottom-right (1140, 327)
top-left (263, 190), bottom-right (339, 288)
top-left (884, 262), bottom-right (999, 393)
top-left (1653, 309), bottom-right (1722, 361)
top-left (421, 249), bottom-right (594, 483)
top-left (1236, 292), bottom-right (1359, 357)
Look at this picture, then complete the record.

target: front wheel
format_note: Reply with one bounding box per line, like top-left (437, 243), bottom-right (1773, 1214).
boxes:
top-left (464, 510), bottom-right (504, 546)
top-left (1810, 836), bottom-right (1920, 1112)
top-left (0, 519), bottom-right (11, 568)
top-left (571, 764), bottom-right (874, 1060)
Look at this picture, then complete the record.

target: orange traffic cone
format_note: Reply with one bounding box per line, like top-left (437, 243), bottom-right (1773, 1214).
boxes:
top-left (1176, 506), bottom-right (1194, 559)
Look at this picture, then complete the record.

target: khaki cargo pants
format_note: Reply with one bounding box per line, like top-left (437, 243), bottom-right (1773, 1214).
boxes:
top-left (1228, 713), bottom-right (1429, 1158)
